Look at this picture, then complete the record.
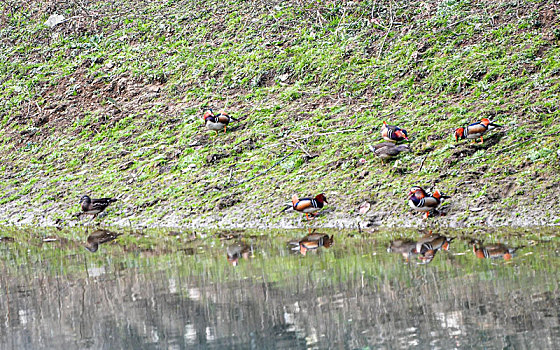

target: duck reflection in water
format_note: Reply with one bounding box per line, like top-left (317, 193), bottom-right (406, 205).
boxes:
top-left (289, 232), bottom-right (334, 256)
top-left (85, 229), bottom-right (122, 252)
top-left (387, 239), bottom-right (418, 262)
top-left (226, 242), bottom-right (253, 266)
top-left (388, 232), bottom-right (454, 264)
top-left (473, 243), bottom-right (516, 260)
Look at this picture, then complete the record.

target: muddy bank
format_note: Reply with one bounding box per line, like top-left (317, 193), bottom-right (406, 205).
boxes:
top-left (0, 195), bottom-right (558, 230)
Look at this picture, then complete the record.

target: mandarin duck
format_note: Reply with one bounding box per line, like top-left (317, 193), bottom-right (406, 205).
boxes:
top-left (290, 193), bottom-right (328, 220)
top-left (369, 142), bottom-right (411, 163)
top-left (407, 186), bottom-right (449, 219)
top-left (381, 121), bottom-right (409, 143)
top-left (473, 243), bottom-right (515, 260)
top-left (226, 242), bottom-right (253, 266)
top-left (454, 118), bottom-right (502, 144)
top-left (85, 229), bottom-right (121, 252)
top-left (203, 109), bottom-right (237, 134)
top-left (79, 195), bottom-right (117, 219)
top-left (290, 233), bottom-right (334, 256)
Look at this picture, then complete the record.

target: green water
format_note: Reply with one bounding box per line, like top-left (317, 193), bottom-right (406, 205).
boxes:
top-left (0, 227), bottom-right (558, 349)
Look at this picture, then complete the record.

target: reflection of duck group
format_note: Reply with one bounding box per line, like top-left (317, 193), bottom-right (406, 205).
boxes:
top-left (388, 232), bottom-right (516, 264)
top-left (84, 227), bottom-right (518, 268)
top-left (388, 233), bottom-right (454, 264)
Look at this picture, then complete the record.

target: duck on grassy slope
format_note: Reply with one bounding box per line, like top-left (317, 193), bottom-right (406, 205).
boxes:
top-left (203, 109), bottom-right (237, 134)
top-left (381, 121), bottom-right (409, 143)
top-left (79, 195), bottom-right (117, 219)
top-left (369, 142), bottom-right (411, 163)
top-left (454, 118), bottom-right (502, 144)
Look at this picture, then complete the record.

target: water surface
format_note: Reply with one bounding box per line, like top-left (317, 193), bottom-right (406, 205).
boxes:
top-left (0, 227), bottom-right (558, 349)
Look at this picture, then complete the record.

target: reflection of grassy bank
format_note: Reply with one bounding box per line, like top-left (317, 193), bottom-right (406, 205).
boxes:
top-left (1, 1), bottom-right (560, 228)
top-left (1, 228), bottom-right (559, 348)
top-left (1, 227), bottom-right (558, 284)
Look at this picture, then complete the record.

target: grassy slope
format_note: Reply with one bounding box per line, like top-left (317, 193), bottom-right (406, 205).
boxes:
top-left (0, 0), bottom-right (559, 228)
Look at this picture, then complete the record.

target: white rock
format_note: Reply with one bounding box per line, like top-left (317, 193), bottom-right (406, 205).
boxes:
top-left (45, 14), bottom-right (65, 28)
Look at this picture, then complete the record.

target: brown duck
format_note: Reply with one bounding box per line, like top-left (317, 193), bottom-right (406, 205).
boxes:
top-left (80, 195), bottom-right (117, 219)
top-left (454, 118), bottom-right (502, 144)
top-left (369, 142), bottom-right (411, 163)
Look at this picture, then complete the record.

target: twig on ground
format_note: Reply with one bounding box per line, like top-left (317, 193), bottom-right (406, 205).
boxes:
top-left (495, 132), bottom-right (560, 154)
top-left (290, 128), bottom-right (358, 141)
top-left (377, 1), bottom-right (393, 59)
top-left (71, 0), bottom-right (91, 17)
top-left (286, 139), bottom-right (313, 158)
top-left (467, 132), bottom-right (560, 161)
top-left (227, 165), bottom-right (235, 186)
top-left (417, 155), bottom-right (428, 173)
top-left (226, 152), bottom-right (294, 189)
top-left (436, 16), bottom-right (473, 33)
top-left (316, 10), bottom-right (325, 28)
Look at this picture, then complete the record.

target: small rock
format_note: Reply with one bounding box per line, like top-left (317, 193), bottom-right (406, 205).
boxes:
top-left (277, 73), bottom-right (290, 82)
top-left (45, 14), bottom-right (65, 28)
top-left (359, 202), bottom-right (371, 215)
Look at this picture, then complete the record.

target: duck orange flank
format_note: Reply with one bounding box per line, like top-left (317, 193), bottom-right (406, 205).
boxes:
top-left (291, 193), bottom-right (328, 220)
top-left (381, 121), bottom-right (409, 143)
top-left (473, 243), bottom-right (515, 260)
top-left (454, 118), bottom-right (502, 144)
top-left (407, 187), bottom-right (449, 219)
